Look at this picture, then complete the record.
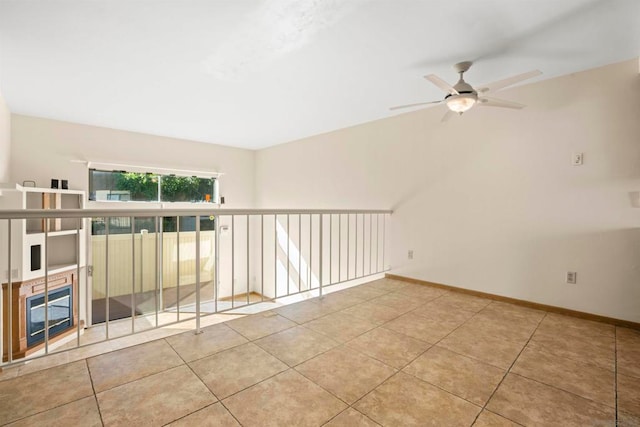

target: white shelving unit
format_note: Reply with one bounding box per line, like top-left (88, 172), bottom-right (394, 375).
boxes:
top-left (0, 184), bottom-right (86, 283)
top-left (1, 184), bottom-right (88, 361)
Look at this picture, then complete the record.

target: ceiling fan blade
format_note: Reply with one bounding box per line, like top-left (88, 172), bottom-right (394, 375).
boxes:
top-left (478, 97), bottom-right (526, 109)
top-left (389, 100), bottom-right (442, 111)
top-left (476, 70), bottom-right (542, 94)
top-left (441, 110), bottom-right (455, 122)
top-left (424, 74), bottom-right (459, 95)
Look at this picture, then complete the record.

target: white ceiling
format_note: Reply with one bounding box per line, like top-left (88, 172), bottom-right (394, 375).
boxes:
top-left (0, 0), bottom-right (639, 149)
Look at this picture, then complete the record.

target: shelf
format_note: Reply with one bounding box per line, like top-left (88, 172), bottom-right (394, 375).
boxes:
top-left (18, 185), bottom-right (85, 196)
top-left (49, 230), bottom-right (80, 237)
top-left (26, 229), bottom-right (79, 237)
top-left (0, 183), bottom-right (84, 196)
top-left (48, 263), bottom-right (78, 275)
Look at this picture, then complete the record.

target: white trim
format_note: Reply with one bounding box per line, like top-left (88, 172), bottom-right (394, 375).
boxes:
top-left (75, 160), bottom-right (224, 178)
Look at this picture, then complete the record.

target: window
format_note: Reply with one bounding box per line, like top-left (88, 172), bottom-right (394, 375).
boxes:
top-left (160, 175), bottom-right (215, 203)
top-left (89, 169), bottom-right (217, 203)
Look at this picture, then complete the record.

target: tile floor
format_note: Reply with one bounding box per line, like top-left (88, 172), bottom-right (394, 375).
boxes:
top-left (0, 278), bottom-right (639, 426)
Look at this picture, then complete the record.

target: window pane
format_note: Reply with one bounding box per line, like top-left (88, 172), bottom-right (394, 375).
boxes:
top-left (89, 170), bottom-right (159, 202)
top-left (160, 176), bottom-right (215, 203)
top-left (163, 215), bottom-right (216, 232)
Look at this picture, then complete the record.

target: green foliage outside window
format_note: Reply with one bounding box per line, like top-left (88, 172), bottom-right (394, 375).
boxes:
top-left (114, 172), bottom-right (159, 201)
top-left (89, 169), bottom-right (216, 203)
top-left (160, 175), bottom-right (213, 202)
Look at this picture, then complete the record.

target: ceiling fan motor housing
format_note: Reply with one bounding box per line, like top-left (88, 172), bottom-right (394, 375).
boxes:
top-left (445, 78), bottom-right (478, 113)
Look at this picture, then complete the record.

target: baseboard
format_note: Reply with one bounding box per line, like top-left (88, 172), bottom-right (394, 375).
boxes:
top-left (386, 273), bottom-right (640, 330)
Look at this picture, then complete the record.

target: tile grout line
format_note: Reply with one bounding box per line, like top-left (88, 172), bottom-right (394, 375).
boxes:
top-left (226, 315), bottom-right (298, 342)
top-left (0, 359), bottom-right (106, 427)
top-left (174, 337), bottom-right (291, 421)
top-left (84, 339), bottom-right (185, 394)
top-left (159, 402), bottom-right (220, 427)
top-left (360, 296), bottom-right (532, 424)
top-left (250, 325), bottom-right (341, 371)
top-left (194, 284), bottom-right (424, 425)
top-left (339, 290), bottom-right (449, 331)
top-left (378, 291), bottom-right (484, 354)
top-left (176, 312), bottom-right (370, 408)
top-left (346, 370), bottom-right (409, 424)
top-left (293, 365), bottom-right (357, 408)
top-left (214, 367), bottom-right (292, 405)
top-left (163, 336), bottom-right (246, 426)
top-left (524, 349), bottom-right (616, 376)
top-left (85, 358), bottom-right (106, 427)
top-left (217, 399), bottom-right (245, 427)
top-left (479, 409), bottom-right (527, 427)
top-left (398, 370), bottom-right (488, 412)
top-left (504, 370), bottom-right (617, 415)
top-left (501, 345), bottom-right (619, 410)
top-left (291, 342), bottom-right (400, 410)
top-left (345, 293), bottom-right (497, 420)
top-left (392, 308), bottom-right (544, 416)
top-left (3, 316), bottom-right (198, 377)
top-left (377, 299), bottom-right (513, 414)
top-left (469, 311), bottom-right (548, 426)
top-left (275, 306), bottom-right (342, 326)
top-left (189, 369), bottom-right (247, 427)
top-left (319, 406), bottom-right (382, 427)
top-left (164, 323), bottom-right (249, 365)
top-left (304, 312), bottom-right (379, 342)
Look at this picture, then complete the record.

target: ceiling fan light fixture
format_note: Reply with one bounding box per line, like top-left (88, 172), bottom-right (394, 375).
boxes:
top-left (446, 93), bottom-right (477, 113)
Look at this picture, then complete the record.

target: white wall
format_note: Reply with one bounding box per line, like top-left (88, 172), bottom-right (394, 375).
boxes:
top-left (256, 58), bottom-right (640, 322)
top-left (0, 90), bottom-right (10, 182)
top-left (10, 114), bottom-right (255, 208)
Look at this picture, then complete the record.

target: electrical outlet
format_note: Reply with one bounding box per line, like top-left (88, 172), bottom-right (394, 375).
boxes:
top-left (572, 153), bottom-right (584, 166)
top-left (408, 250), bottom-right (414, 260)
top-left (566, 271), bottom-right (577, 284)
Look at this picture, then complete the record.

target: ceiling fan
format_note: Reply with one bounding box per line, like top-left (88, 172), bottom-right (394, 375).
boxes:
top-left (391, 61), bottom-right (542, 122)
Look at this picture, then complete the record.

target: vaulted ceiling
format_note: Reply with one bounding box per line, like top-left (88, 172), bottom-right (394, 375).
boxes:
top-left (1, 0), bottom-right (638, 149)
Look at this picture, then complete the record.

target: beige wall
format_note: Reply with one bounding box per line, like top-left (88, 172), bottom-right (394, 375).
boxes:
top-left (0, 90), bottom-right (9, 182)
top-left (256, 58), bottom-right (640, 322)
top-left (10, 115), bottom-right (255, 208)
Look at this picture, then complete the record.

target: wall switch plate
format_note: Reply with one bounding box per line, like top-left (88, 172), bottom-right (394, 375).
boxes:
top-left (572, 153), bottom-right (584, 166)
top-left (408, 250), bottom-right (414, 260)
top-left (566, 271), bottom-right (577, 284)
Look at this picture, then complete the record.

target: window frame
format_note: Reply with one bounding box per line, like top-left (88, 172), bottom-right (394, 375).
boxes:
top-left (88, 167), bottom-right (220, 204)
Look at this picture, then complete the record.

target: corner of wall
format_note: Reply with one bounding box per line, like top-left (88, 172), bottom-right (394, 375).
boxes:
top-left (0, 90), bottom-right (11, 183)
top-left (250, 147), bottom-right (259, 208)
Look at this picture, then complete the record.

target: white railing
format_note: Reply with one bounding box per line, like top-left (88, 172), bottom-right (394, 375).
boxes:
top-left (0, 208), bottom-right (391, 367)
